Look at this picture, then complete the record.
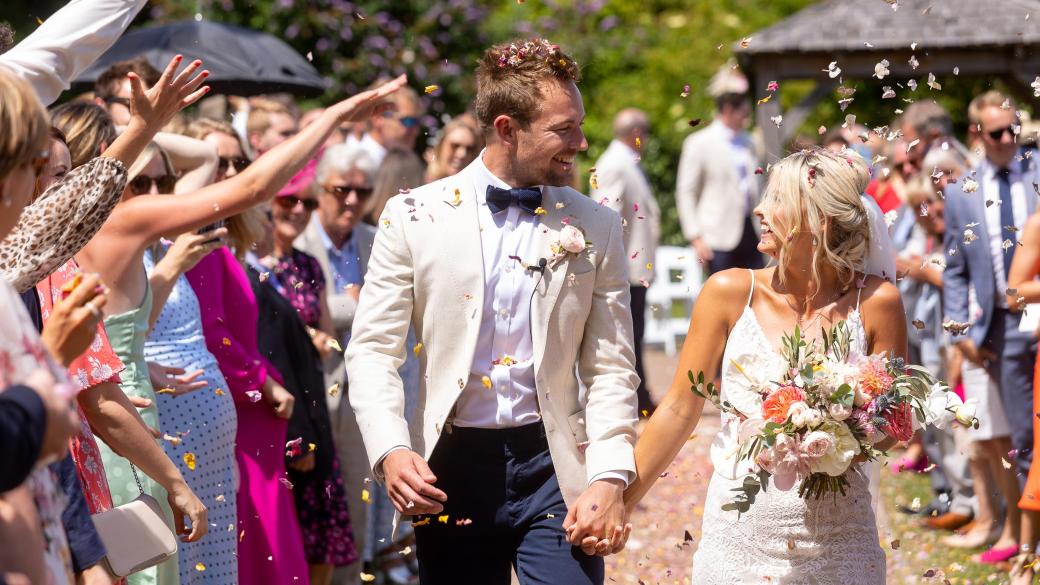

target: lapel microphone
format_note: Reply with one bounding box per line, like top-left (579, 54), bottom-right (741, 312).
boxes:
top-left (527, 258), bottom-right (548, 273)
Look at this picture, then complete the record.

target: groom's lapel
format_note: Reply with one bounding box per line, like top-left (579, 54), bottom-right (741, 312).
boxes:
top-left (435, 173), bottom-right (485, 355)
top-left (531, 186), bottom-right (572, 374)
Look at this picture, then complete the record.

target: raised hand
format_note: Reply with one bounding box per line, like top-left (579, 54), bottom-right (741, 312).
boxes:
top-left (328, 74), bottom-right (408, 124)
top-left (128, 55), bottom-right (210, 132)
top-left (563, 478), bottom-right (631, 556)
top-left (159, 227), bottom-right (228, 276)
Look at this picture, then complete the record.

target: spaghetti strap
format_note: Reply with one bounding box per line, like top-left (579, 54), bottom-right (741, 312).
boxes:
top-left (746, 269), bottom-right (756, 306)
top-left (855, 284), bottom-right (864, 310)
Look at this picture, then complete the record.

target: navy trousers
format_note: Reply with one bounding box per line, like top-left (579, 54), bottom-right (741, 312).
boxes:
top-left (983, 308), bottom-right (1038, 480)
top-left (708, 216), bottom-right (764, 275)
top-left (413, 423), bottom-right (603, 585)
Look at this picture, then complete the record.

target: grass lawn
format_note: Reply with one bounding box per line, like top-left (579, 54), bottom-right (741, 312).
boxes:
top-left (882, 465), bottom-right (1013, 584)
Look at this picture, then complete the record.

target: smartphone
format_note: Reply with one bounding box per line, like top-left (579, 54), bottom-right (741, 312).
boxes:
top-left (199, 219), bottom-right (225, 244)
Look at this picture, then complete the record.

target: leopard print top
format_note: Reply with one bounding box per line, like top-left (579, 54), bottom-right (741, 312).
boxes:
top-left (0, 157), bottom-right (127, 293)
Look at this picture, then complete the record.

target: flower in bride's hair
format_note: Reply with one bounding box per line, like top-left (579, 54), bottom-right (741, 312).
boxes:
top-left (761, 385), bottom-right (805, 423)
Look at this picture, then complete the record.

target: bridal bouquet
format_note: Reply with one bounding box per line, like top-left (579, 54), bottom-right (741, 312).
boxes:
top-left (691, 323), bottom-right (975, 513)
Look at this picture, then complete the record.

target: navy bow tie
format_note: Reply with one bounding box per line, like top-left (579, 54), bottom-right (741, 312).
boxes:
top-left (486, 185), bottom-right (542, 215)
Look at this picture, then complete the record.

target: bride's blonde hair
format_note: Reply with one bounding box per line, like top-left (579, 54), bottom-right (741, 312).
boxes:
top-left (763, 147), bottom-right (872, 300)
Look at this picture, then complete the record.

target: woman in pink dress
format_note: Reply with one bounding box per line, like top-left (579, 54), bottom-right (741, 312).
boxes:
top-left (186, 246), bottom-right (309, 584)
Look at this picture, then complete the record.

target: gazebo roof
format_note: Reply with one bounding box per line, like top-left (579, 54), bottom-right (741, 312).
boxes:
top-left (738, 0), bottom-right (1040, 56)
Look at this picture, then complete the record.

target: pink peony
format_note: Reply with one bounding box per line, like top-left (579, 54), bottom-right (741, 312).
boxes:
top-left (756, 434), bottom-right (810, 491)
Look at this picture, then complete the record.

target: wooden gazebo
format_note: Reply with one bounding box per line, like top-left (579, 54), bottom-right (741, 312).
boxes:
top-left (735, 0), bottom-right (1040, 159)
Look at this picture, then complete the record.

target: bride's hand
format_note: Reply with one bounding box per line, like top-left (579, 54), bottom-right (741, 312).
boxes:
top-left (563, 479), bottom-right (630, 556)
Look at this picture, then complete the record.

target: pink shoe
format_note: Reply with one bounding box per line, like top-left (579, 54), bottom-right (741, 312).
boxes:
top-left (978, 545), bottom-right (1019, 565)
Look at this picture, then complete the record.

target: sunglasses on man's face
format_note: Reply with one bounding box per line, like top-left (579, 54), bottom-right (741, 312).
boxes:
top-left (218, 156), bottom-right (251, 174)
top-left (986, 125), bottom-right (1017, 141)
top-left (274, 195), bottom-right (319, 211)
top-left (323, 184), bottom-right (374, 200)
top-left (129, 174), bottom-right (177, 195)
top-left (104, 96), bottom-right (131, 109)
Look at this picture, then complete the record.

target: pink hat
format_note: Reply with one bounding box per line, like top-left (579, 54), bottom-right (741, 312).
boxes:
top-left (278, 156), bottom-right (318, 197)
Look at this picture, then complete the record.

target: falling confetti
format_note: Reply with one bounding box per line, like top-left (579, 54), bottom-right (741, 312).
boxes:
top-left (279, 477), bottom-right (294, 489)
top-left (770, 115), bottom-right (783, 128)
top-left (688, 118), bottom-right (702, 128)
top-left (362, 489), bottom-right (371, 503)
top-left (245, 390), bottom-right (262, 402)
top-left (221, 337), bottom-right (231, 346)
top-left (481, 376), bottom-right (493, 389)
top-left (873, 59), bottom-right (890, 79)
top-left (680, 84), bottom-right (691, 98)
top-left (413, 342), bottom-right (423, 356)
top-left (327, 383), bottom-right (340, 397)
top-left (183, 452), bottom-right (196, 471)
top-left (195, 563), bottom-right (206, 571)
top-left (424, 85), bottom-right (440, 94)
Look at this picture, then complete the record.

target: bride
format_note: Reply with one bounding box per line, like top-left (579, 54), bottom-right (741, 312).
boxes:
top-left (624, 148), bottom-right (905, 583)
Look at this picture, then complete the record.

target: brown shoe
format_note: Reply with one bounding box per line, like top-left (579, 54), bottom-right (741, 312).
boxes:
top-left (922, 512), bottom-right (973, 531)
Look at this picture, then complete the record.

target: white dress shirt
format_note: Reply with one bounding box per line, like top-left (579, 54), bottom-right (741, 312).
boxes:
top-left (982, 158), bottom-right (1028, 309)
top-left (0, 0), bottom-right (147, 106)
top-left (359, 133), bottom-right (388, 168)
top-left (712, 120), bottom-right (757, 216)
top-left (453, 155), bottom-right (543, 428)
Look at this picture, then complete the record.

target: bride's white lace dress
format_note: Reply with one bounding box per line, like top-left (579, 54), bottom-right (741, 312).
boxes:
top-left (691, 272), bottom-right (885, 584)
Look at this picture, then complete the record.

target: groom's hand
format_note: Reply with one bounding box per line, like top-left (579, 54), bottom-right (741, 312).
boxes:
top-left (563, 478), bottom-right (630, 556)
top-left (382, 449), bottom-right (447, 515)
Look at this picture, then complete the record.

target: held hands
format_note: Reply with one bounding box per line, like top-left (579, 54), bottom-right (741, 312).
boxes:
top-left (381, 449), bottom-right (448, 515)
top-left (128, 55), bottom-right (210, 132)
top-left (328, 75), bottom-right (408, 124)
top-left (40, 273), bottom-right (108, 367)
top-left (563, 479), bottom-right (632, 557)
top-left (166, 480), bottom-right (208, 542)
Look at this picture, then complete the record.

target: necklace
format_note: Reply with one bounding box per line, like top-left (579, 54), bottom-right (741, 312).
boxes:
top-left (782, 287), bottom-right (849, 332)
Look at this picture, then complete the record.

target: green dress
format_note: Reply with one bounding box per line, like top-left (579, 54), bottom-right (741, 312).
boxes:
top-left (98, 284), bottom-right (181, 585)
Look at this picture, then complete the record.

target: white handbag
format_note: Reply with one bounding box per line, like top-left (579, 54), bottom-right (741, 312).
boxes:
top-left (90, 464), bottom-right (178, 577)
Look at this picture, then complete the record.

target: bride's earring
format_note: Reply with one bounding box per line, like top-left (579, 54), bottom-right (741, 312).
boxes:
top-left (812, 237), bottom-right (818, 247)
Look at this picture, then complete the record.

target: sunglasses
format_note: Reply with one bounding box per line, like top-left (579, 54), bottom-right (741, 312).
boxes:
top-left (104, 96), bottom-right (131, 109)
top-left (323, 184), bottom-right (374, 199)
top-left (218, 156), bottom-right (250, 174)
top-left (383, 111), bottom-right (420, 129)
top-left (986, 125), bottom-right (1017, 141)
top-left (274, 195), bottom-right (319, 211)
top-left (129, 174), bottom-right (177, 195)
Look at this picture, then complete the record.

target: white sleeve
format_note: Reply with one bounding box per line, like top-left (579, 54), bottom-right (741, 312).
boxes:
top-left (0, 0), bottom-right (148, 105)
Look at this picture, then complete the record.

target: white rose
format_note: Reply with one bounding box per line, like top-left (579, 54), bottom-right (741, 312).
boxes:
top-left (559, 225), bottom-right (587, 254)
top-left (828, 402), bottom-right (852, 421)
top-left (787, 401), bottom-right (810, 428)
top-left (812, 421), bottom-right (861, 476)
top-left (803, 408), bottom-right (823, 428)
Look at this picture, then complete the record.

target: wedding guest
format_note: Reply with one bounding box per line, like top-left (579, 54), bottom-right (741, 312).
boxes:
top-left (359, 82), bottom-right (424, 166)
top-left (133, 141), bottom-right (237, 584)
top-left (676, 65), bottom-right (761, 273)
top-left (865, 137), bottom-right (912, 215)
top-left (425, 118), bottom-right (479, 182)
top-left (246, 98), bottom-right (297, 158)
top-left (94, 57), bottom-right (161, 127)
top-left (294, 143), bottom-right (380, 585)
top-left (366, 147), bottom-right (426, 225)
top-left (248, 198), bottom-right (359, 585)
top-left (590, 108), bottom-right (661, 416)
top-left (942, 90), bottom-right (1037, 565)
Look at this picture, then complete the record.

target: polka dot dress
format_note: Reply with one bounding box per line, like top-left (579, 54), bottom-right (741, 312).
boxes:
top-left (145, 250), bottom-right (239, 584)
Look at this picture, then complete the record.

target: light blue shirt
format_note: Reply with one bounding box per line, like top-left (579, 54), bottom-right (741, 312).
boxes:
top-left (318, 226), bottom-right (363, 293)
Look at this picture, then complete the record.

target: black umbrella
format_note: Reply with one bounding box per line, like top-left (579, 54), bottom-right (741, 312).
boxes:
top-left (72, 20), bottom-right (328, 97)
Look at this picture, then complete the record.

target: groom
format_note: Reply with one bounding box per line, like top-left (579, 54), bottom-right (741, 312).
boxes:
top-left (345, 38), bottom-right (639, 583)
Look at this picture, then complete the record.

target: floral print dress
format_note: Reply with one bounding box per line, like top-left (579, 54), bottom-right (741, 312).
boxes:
top-left (0, 278), bottom-right (74, 584)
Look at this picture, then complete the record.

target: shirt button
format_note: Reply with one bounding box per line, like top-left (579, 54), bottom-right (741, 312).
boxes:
top-left (498, 308), bottom-right (508, 318)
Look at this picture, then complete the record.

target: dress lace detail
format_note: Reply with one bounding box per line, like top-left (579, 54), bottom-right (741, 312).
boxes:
top-left (693, 272), bottom-right (884, 584)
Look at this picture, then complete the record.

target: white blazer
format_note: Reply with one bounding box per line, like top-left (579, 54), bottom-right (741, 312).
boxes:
top-left (675, 121), bottom-right (761, 251)
top-left (591, 140), bottom-right (661, 285)
top-left (345, 160), bottom-right (640, 506)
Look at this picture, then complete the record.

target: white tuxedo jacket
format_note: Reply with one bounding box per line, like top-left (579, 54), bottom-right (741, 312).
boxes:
top-left (345, 161), bottom-right (639, 506)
